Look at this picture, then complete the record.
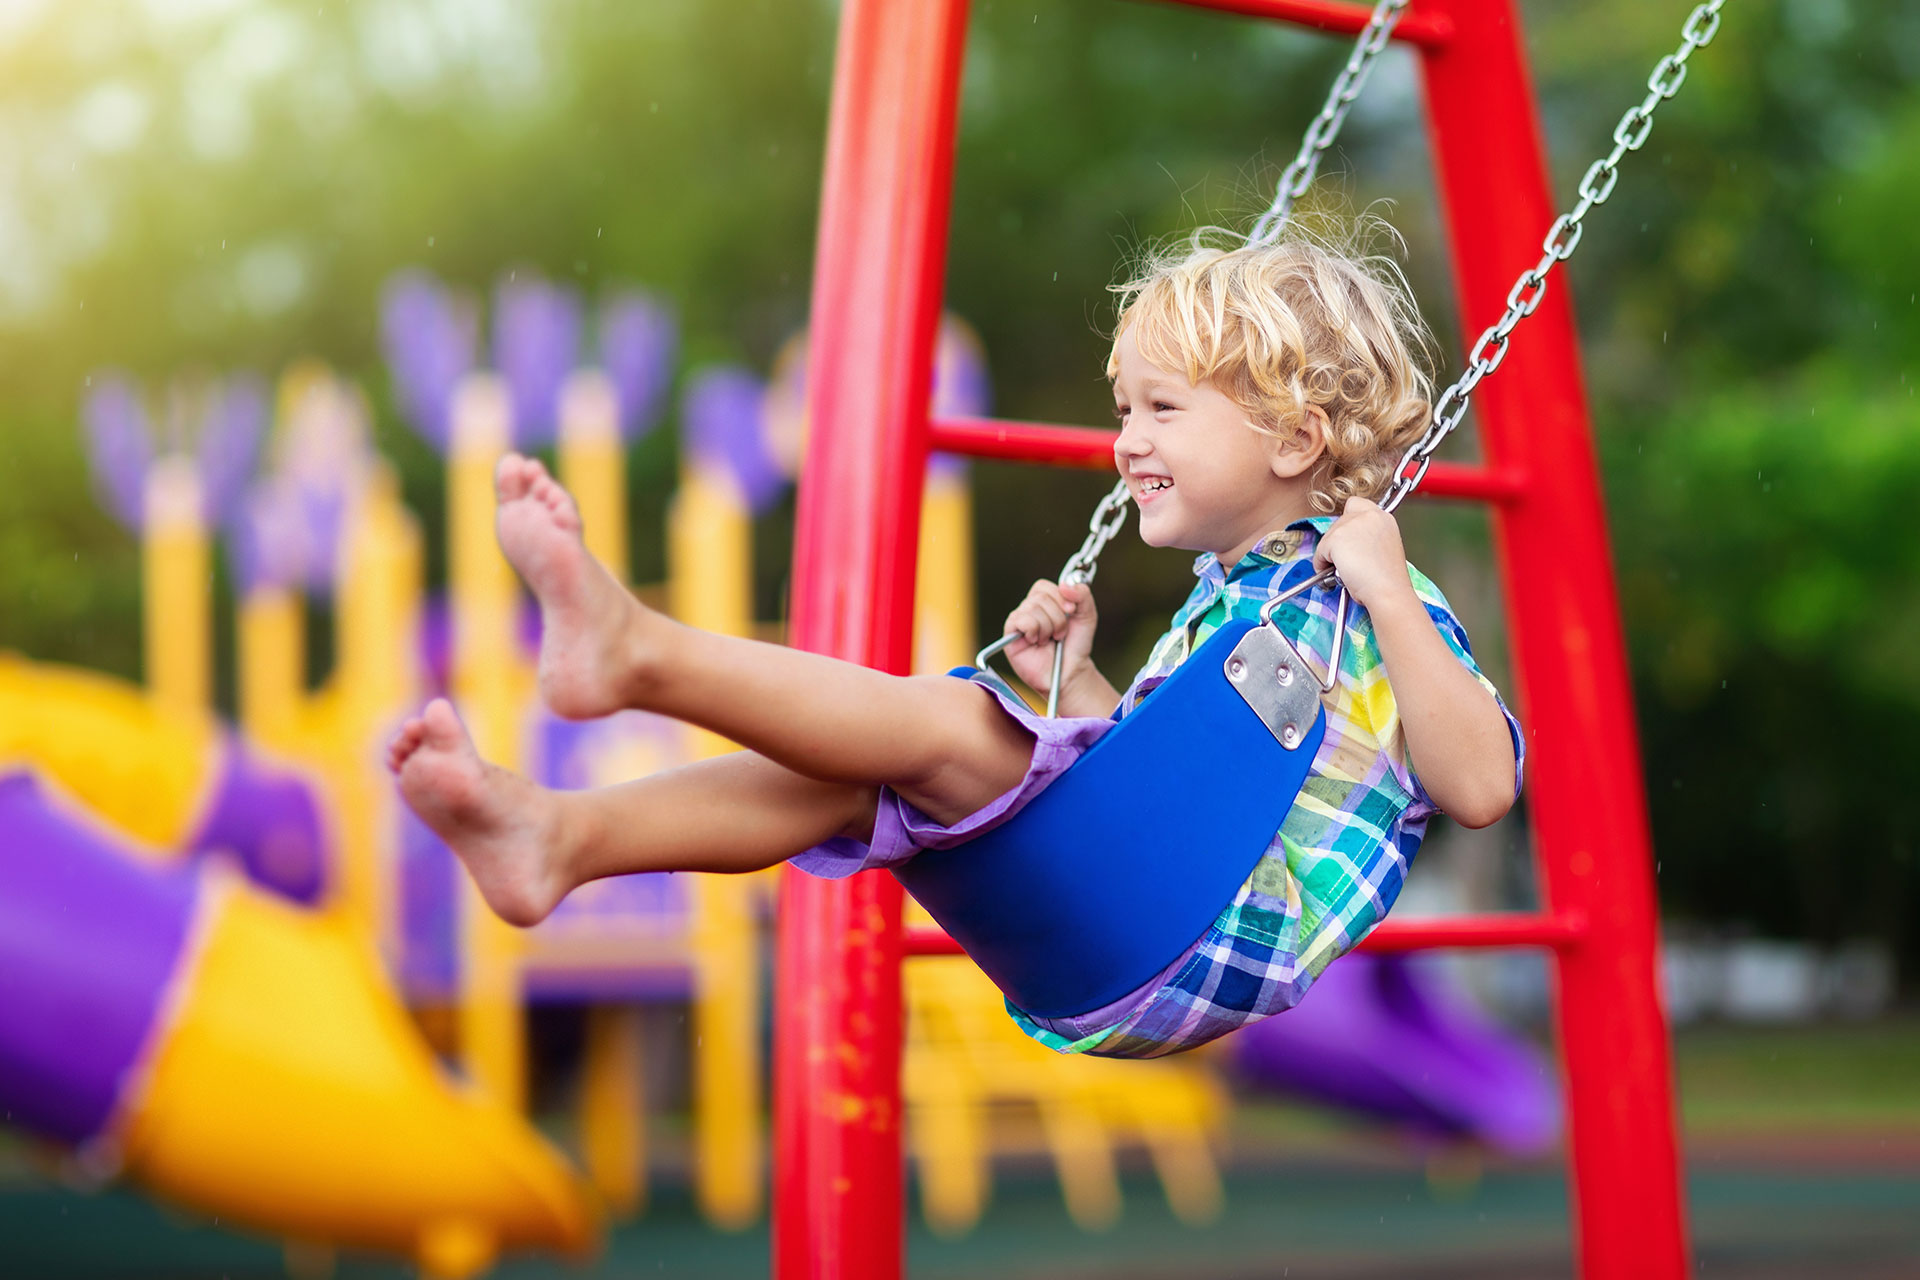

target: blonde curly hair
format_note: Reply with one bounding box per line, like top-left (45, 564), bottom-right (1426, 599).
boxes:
top-left (1107, 221), bottom-right (1436, 515)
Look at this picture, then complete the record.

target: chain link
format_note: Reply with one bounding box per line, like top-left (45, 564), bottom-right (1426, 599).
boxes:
top-left (1059, 478), bottom-right (1133, 586)
top-left (1014, 0), bottom-right (1725, 694)
top-left (1248, 0), bottom-right (1410, 246)
top-left (1052, 0), bottom-right (1412, 593)
top-left (1377, 0), bottom-right (1724, 515)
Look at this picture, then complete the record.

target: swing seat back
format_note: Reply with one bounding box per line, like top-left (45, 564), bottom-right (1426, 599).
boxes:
top-left (895, 617), bottom-right (1327, 1020)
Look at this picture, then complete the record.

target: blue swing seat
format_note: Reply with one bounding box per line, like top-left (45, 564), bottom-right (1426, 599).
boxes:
top-left (893, 616), bottom-right (1327, 1019)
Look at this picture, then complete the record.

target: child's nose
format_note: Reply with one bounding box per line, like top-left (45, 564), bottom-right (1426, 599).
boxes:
top-left (1112, 418), bottom-right (1151, 465)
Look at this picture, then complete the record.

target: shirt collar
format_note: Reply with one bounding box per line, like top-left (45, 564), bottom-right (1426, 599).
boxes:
top-left (1190, 515), bottom-right (1336, 584)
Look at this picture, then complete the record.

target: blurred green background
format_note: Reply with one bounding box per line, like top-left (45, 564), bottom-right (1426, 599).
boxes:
top-left (4, 0), bottom-right (1915, 979)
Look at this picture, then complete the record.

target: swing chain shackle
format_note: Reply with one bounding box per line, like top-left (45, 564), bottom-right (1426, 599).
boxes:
top-left (1376, 0), bottom-right (1725, 517)
top-left (1260, 569), bottom-right (1351, 695)
top-left (1248, 0), bottom-right (1410, 245)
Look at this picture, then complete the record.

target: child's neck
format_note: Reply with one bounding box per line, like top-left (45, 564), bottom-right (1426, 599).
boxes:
top-left (1210, 487), bottom-right (1322, 566)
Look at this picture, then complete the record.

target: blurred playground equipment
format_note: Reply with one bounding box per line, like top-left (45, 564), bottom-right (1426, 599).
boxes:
top-left (0, 773), bottom-right (594, 1277)
top-left (1230, 952), bottom-right (1558, 1159)
top-left (4, 244), bottom-right (1571, 1277)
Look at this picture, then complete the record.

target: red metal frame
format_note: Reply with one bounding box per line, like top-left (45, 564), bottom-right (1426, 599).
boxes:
top-left (780, 1), bottom-right (1689, 1276)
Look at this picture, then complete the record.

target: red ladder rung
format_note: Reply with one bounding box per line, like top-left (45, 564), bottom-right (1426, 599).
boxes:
top-left (929, 414), bottom-right (1528, 504)
top-left (1163, 0), bottom-right (1453, 47)
top-left (903, 910), bottom-right (1586, 959)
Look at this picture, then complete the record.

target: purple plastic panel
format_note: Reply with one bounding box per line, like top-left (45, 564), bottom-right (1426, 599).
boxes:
top-left (186, 741), bottom-right (329, 905)
top-left (231, 377), bottom-right (370, 596)
top-left (523, 967), bottom-right (692, 1005)
top-left (0, 772), bottom-right (200, 1145)
top-left (928, 314), bottom-right (990, 483)
top-left (397, 805), bottom-right (461, 1005)
top-left (381, 269), bottom-right (478, 453)
top-left (681, 366), bottom-right (786, 515)
top-left (189, 374), bottom-right (268, 528)
top-left (229, 474), bottom-right (315, 595)
top-left (759, 313), bottom-right (989, 487)
top-left (80, 372), bottom-right (152, 531)
top-left (597, 291), bottom-right (677, 441)
top-left (493, 270), bottom-right (582, 448)
top-left (1230, 952), bottom-right (1559, 1156)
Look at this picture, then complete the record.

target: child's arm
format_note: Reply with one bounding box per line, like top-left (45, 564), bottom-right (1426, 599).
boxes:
top-left (1316, 499), bottom-right (1518, 829)
top-left (1002, 580), bottom-right (1123, 718)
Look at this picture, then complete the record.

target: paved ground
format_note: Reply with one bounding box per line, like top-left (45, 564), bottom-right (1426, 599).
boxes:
top-left (5, 1132), bottom-right (1917, 1279)
top-left (8, 1018), bottom-right (1920, 1278)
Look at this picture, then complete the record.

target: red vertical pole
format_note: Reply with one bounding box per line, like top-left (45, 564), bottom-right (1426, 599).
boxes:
top-left (1415, 2), bottom-right (1689, 1276)
top-left (774, 0), bottom-right (971, 1277)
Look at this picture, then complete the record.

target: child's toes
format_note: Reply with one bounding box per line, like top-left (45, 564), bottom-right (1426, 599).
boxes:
top-left (387, 720), bottom-right (424, 771)
top-left (534, 477), bottom-right (582, 529)
top-left (494, 454), bottom-right (528, 502)
top-left (420, 698), bottom-right (466, 749)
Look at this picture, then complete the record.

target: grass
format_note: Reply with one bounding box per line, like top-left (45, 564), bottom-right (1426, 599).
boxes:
top-left (1672, 1016), bottom-right (1920, 1133)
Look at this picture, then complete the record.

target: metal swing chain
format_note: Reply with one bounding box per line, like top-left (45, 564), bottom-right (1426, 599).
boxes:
top-left (1267, 0), bottom-right (1727, 686)
top-left (1376, 0), bottom-right (1725, 519)
top-left (979, 2), bottom-right (1407, 712)
top-left (1248, 0), bottom-right (1411, 246)
top-left (988, 0), bottom-right (1724, 711)
top-left (978, 479), bottom-right (1132, 716)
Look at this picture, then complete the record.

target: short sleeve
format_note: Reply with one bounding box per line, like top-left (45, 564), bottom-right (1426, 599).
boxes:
top-left (1403, 567), bottom-right (1526, 811)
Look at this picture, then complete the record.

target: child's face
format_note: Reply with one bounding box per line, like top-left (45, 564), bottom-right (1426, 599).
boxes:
top-left (1110, 327), bottom-right (1311, 563)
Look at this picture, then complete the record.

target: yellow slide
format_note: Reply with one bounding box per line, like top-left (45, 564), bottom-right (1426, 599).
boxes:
top-left (0, 653), bottom-right (219, 852)
top-left (119, 876), bottom-right (598, 1277)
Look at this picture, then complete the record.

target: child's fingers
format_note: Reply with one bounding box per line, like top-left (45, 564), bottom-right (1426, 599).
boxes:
top-left (1060, 581), bottom-right (1097, 618)
top-left (1008, 597), bottom-right (1068, 642)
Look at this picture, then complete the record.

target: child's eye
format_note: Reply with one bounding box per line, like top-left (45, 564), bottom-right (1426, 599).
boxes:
top-left (1113, 405), bottom-right (1130, 422)
top-left (1153, 401), bottom-right (1175, 414)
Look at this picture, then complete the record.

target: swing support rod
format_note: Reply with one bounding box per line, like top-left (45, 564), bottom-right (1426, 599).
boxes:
top-left (929, 414), bottom-right (1530, 503)
top-left (1163, 0), bottom-right (1452, 46)
top-left (904, 909), bottom-right (1589, 958)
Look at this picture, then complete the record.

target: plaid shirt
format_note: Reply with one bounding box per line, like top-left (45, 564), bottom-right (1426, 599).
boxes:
top-left (1009, 516), bottom-right (1524, 1059)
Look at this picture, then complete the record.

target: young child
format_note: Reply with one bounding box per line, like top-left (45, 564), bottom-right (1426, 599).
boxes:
top-left (388, 233), bottom-right (1524, 1059)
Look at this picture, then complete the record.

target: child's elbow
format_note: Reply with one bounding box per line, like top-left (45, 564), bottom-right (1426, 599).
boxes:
top-left (1446, 781), bottom-right (1516, 830)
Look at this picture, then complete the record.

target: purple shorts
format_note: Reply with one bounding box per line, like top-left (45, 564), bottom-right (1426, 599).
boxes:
top-left (790, 673), bottom-right (1115, 880)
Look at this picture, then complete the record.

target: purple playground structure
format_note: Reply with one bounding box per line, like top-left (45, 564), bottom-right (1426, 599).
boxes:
top-left (1231, 950), bottom-right (1560, 1157)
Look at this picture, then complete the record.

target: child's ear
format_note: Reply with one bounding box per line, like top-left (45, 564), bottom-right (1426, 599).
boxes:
top-left (1268, 404), bottom-right (1330, 480)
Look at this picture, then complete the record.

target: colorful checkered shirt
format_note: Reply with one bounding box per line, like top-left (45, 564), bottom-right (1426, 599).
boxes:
top-left (1008, 515), bottom-right (1525, 1058)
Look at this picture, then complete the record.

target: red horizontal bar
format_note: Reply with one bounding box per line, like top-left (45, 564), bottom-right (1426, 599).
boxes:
top-left (931, 416), bottom-right (1115, 469)
top-left (1358, 911), bottom-right (1588, 952)
top-left (905, 911), bottom-right (1584, 962)
top-left (1159, 0), bottom-right (1453, 47)
top-left (903, 926), bottom-right (967, 957)
top-left (929, 415), bottom-right (1527, 504)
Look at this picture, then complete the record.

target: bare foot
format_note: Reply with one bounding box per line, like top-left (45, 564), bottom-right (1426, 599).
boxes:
top-left (494, 452), bottom-right (654, 719)
top-left (388, 699), bottom-right (569, 927)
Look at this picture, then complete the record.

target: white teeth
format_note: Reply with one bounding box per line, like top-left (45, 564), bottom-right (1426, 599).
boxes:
top-left (1138, 477), bottom-right (1172, 493)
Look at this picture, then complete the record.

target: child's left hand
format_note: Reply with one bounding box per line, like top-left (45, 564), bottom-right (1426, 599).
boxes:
top-left (1313, 497), bottom-right (1416, 611)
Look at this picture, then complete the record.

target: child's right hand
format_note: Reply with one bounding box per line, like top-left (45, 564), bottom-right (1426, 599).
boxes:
top-left (1000, 579), bottom-right (1098, 695)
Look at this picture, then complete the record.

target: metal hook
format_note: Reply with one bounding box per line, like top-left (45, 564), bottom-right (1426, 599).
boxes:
top-left (1259, 567), bottom-right (1349, 694)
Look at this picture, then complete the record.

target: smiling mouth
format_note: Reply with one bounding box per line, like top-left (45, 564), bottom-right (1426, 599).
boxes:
top-left (1134, 476), bottom-right (1173, 501)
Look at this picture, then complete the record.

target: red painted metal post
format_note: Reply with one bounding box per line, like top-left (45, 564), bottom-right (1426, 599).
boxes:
top-left (774, 0), bottom-right (971, 1276)
top-left (1415, 2), bottom-right (1689, 1275)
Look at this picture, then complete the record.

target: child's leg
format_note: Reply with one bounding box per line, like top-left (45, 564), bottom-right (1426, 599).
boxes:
top-left (497, 454), bottom-right (1033, 827)
top-left (388, 698), bottom-right (876, 927)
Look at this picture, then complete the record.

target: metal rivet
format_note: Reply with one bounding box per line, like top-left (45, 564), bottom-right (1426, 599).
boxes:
top-left (1227, 657), bottom-right (1247, 681)
top-left (1281, 724), bottom-right (1300, 748)
top-left (1275, 662), bottom-right (1294, 686)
